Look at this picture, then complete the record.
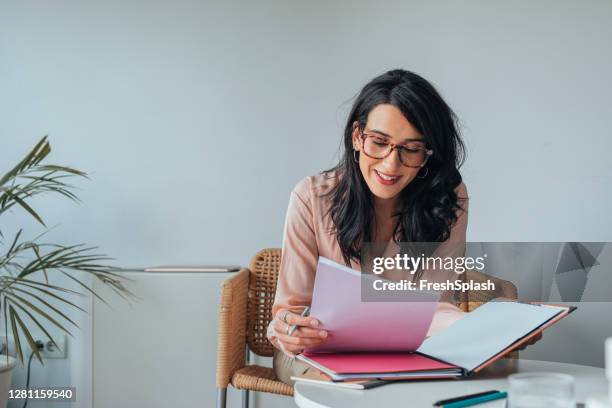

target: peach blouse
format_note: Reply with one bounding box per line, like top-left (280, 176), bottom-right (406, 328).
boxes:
top-left (268, 171), bottom-right (469, 346)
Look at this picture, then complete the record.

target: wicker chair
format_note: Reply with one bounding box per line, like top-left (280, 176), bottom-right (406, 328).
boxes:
top-left (216, 249), bottom-right (290, 408)
top-left (215, 248), bottom-right (517, 408)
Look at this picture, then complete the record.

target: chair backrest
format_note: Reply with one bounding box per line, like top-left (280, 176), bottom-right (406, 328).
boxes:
top-left (245, 249), bottom-right (518, 356)
top-left (246, 248), bottom-right (281, 357)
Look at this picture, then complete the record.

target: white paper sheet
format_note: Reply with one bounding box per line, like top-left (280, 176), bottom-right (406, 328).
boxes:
top-left (307, 257), bottom-right (441, 352)
top-left (417, 301), bottom-right (562, 371)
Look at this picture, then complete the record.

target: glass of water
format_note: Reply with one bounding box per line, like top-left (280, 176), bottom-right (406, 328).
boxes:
top-left (508, 372), bottom-right (575, 408)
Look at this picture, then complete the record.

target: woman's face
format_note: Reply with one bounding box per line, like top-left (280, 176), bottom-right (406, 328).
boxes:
top-left (352, 104), bottom-right (425, 203)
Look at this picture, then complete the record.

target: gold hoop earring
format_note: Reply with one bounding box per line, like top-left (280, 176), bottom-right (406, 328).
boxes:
top-left (353, 150), bottom-right (359, 163)
top-left (417, 167), bottom-right (428, 179)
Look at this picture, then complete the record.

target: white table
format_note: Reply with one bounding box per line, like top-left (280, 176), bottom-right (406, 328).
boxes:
top-left (294, 359), bottom-right (607, 408)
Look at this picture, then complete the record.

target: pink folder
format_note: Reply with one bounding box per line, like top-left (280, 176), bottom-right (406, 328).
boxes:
top-left (305, 257), bottom-right (440, 353)
top-left (301, 351), bottom-right (456, 374)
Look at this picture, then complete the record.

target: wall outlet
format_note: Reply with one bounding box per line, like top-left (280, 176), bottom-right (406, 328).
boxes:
top-left (0, 334), bottom-right (67, 359)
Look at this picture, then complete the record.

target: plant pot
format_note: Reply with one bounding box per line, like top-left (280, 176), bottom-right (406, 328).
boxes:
top-left (0, 355), bottom-right (16, 408)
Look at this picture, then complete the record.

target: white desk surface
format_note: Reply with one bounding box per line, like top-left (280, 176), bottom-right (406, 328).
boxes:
top-left (294, 359), bottom-right (607, 408)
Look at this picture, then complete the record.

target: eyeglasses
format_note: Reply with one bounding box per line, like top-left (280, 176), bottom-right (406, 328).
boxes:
top-left (359, 130), bottom-right (433, 168)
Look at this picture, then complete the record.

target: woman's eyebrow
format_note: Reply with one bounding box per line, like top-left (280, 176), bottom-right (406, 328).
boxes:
top-left (369, 129), bottom-right (392, 138)
top-left (370, 129), bottom-right (424, 143)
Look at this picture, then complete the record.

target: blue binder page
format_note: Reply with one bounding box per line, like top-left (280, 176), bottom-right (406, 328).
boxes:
top-left (417, 301), bottom-right (562, 372)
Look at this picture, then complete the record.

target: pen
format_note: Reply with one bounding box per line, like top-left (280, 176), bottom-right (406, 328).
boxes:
top-left (433, 390), bottom-right (499, 406)
top-left (442, 391), bottom-right (507, 408)
top-left (288, 306), bottom-right (311, 336)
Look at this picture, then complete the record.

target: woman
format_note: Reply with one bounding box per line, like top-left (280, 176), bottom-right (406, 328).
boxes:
top-left (267, 69), bottom-right (469, 384)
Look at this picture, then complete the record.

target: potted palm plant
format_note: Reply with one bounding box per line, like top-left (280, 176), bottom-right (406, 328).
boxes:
top-left (0, 136), bottom-right (131, 405)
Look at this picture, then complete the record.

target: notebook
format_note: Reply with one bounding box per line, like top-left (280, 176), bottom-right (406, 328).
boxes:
top-left (289, 368), bottom-right (391, 390)
top-left (296, 257), bottom-right (576, 382)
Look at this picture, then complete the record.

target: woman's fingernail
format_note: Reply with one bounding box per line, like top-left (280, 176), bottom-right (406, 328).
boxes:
top-left (319, 330), bottom-right (327, 338)
top-left (310, 319), bottom-right (319, 327)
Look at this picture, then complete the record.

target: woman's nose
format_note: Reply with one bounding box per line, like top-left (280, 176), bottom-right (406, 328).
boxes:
top-left (382, 147), bottom-right (402, 169)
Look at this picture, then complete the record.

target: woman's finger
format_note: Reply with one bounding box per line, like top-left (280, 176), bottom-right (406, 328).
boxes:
top-left (528, 332), bottom-right (542, 344)
top-left (274, 309), bottom-right (293, 323)
top-left (293, 326), bottom-right (328, 339)
top-left (278, 340), bottom-right (322, 355)
top-left (277, 332), bottom-right (324, 347)
top-left (516, 333), bottom-right (543, 351)
top-left (273, 319), bottom-right (326, 339)
top-left (284, 312), bottom-right (320, 328)
top-left (276, 332), bottom-right (325, 348)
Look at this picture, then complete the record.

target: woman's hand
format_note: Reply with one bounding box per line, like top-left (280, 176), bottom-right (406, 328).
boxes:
top-left (271, 309), bottom-right (328, 356)
top-left (516, 332), bottom-right (543, 351)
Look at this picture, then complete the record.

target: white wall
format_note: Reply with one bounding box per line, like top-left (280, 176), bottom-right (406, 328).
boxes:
top-left (92, 271), bottom-right (243, 408)
top-left (1, 1), bottom-right (611, 407)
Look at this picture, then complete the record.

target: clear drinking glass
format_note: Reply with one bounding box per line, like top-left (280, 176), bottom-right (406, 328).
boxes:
top-left (508, 372), bottom-right (575, 408)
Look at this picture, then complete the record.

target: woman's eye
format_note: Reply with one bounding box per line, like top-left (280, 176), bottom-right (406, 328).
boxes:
top-left (402, 144), bottom-right (424, 153)
top-left (371, 137), bottom-right (388, 145)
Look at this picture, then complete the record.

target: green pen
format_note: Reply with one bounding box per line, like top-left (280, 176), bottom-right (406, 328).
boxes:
top-left (433, 390), bottom-right (499, 406)
top-left (443, 391), bottom-right (507, 408)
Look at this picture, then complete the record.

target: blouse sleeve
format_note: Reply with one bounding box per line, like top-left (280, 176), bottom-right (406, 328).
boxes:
top-left (267, 178), bottom-right (319, 348)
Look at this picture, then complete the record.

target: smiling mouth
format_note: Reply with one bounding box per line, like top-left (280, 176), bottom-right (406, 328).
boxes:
top-left (374, 169), bottom-right (401, 185)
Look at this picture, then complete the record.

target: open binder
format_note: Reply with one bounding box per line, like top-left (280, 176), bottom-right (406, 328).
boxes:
top-left (295, 257), bottom-right (575, 382)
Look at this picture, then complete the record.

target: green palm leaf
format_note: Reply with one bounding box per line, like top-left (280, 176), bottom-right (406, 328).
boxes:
top-left (1, 136), bottom-right (132, 365)
top-left (12, 306), bottom-right (44, 365)
top-left (8, 304), bottom-right (25, 365)
top-left (5, 297), bottom-right (61, 356)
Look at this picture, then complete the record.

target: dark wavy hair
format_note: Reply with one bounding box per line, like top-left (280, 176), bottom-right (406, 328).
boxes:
top-left (326, 69), bottom-right (466, 265)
